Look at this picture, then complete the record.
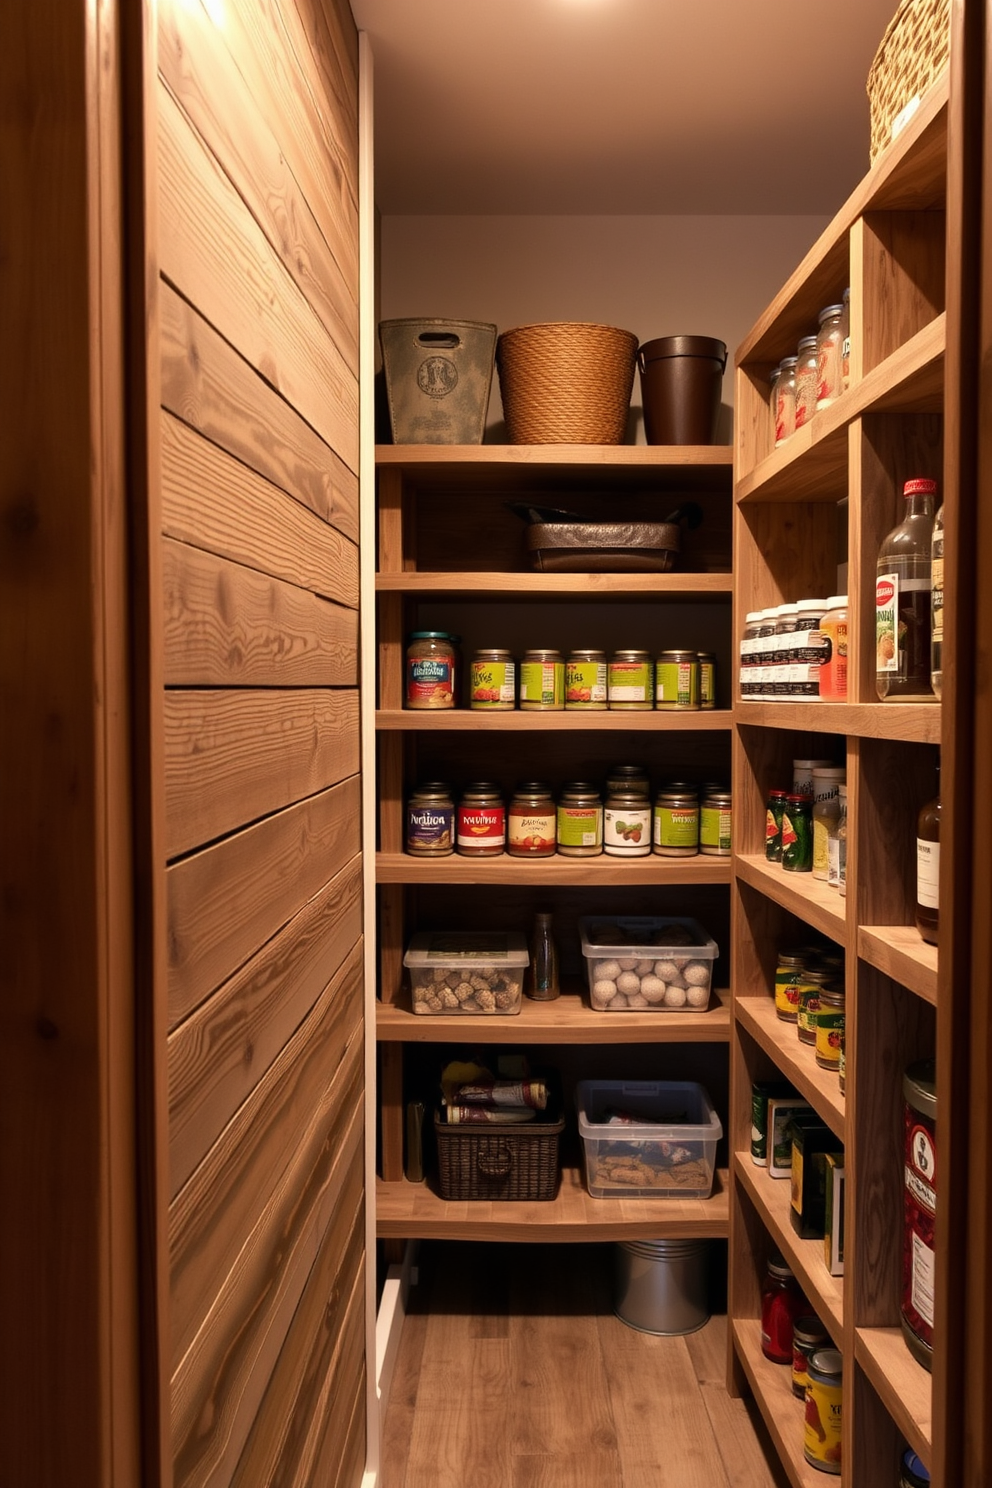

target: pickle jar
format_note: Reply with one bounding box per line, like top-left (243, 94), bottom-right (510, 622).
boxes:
top-left (508, 783), bottom-right (557, 858)
top-left (608, 649), bottom-right (654, 710)
top-left (697, 652), bottom-right (716, 709)
top-left (781, 793), bottom-right (813, 872)
top-left (519, 648), bottom-right (564, 710)
top-left (652, 788), bottom-right (699, 857)
top-left (604, 790), bottom-right (652, 857)
top-left (797, 968), bottom-right (832, 1046)
top-left (794, 335), bottom-right (819, 429)
top-left (766, 788), bottom-right (788, 862)
top-left (700, 790), bottom-right (732, 856)
top-left (556, 782), bottom-right (603, 857)
top-left (469, 648), bottom-right (516, 710)
top-left (405, 782), bottom-right (455, 856)
top-left (565, 648), bottom-right (608, 710)
top-left (774, 356), bottom-right (798, 446)
top-left (455, 783), bottom-right (506, 857)
top-left (655, 649), bottom-right (700, 710)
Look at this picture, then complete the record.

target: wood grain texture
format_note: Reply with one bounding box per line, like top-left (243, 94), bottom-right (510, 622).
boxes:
top-left (377, 986), bottom-right (731, 1043)
top-left (731, 1323), bottom-right (823, 1488)
top-left (170, 942), bottom-right (363, 1369)
top-left (168, 856), bottom-right (362, 1191)
top-left (160, 283), bottom-right (358, 544)
top-left (157, 81), bottom-right (358, 467)
top-left (163, 688), bottom-right (359, 859)
top-left (857, 925), bottom-right (938, 1004)
top-left (376, 708), bottom-right (733, 732)
top-left (859, 211), bottom-right (946, 372)
top-left (162, 537), bottom-right (358, 686)
top-left (735, 997), bottom-right (845, 1141)
top-left (376, 852), bottom-right (732, 886)
top-left (855, 1326), bottom-right (932, 1465)
top-left (160, 409), bottom-right (358, 608)
top-left (167, 777), bottom-right (361, 1025)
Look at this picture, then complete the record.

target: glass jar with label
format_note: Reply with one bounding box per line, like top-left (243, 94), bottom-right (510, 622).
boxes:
top-left (740, 612), bottom-right (763, 699)
top-left (792, 758), bottom-right (833, 797)
top-left (456, 783), bottom-right (506, 857)
top-left (774, 947), bottom-right (806, 1022)
top-left (837, 787), bottom-right (848, 897)
top-left (655, 650), bottom-right (700, 710)
top-left (756, 609), bottom-right (779, 697)
top-left (652, 789), bottom-right (699, 857)
top-left (794, 335), bottom-right (819, 429)
top-left (508, 783), bottom-right (557, 858)
top-left (902, 1058), bottom-right (936, 1370)
top-left (606, 764), bottom-right (650, 798)
top-left (814, 984), bottom-right (845, 1069)
top-left (519, 648), bottom-right (564, 710)
top-left (797, 967), bottom-right (831, 1046)
top-left (815, 303), bottom-right (845, 410)
top-left (406, 631), bottom-right (456, 709)
top-left (556, 782), bottom-right (603, 857)
top-left (565, 648), bottom-right (607, 710)
top-left (604, 790), bottom-right (652, 857)
top-left (772, 604), bottom-right (799, 697)
top-left (406, 782), bottom-right (455, 856)
top-left (811, 766), bottom-right (846, 880)
top-left (817, 596), bottom-right (848, 701)
top-left (469, 648), bottom-right (516, 710)
top-left (781, 794), bottom-right (813, 871)
top-left (840, 287), bottom-right (851, 392)
top-left (760, 1254), bottom-right (806, 1364)
top-left (700, 791), bottom-right (732, 856)
top-left (766, 788), bottom-right (788, 862)
top-left (793, 600), bottom-right (830, 699)
top-left (774, 356), bottom-right (798, 446)
top-left (608, 649), bottom-right (654, 709)
top-left (697, 652), bottom-right (716, 709)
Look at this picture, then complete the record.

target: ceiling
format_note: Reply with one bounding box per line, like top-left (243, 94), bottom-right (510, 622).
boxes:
top-left (350, 0), bottom-right (901, 216)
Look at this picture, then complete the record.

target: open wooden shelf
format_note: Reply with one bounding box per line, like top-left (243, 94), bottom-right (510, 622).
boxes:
top-left (735, 700), bottom-right (941, 744)
top-left (858, 926), bottom-right (938, 1005)
top-left (735, 855), bottom-right (847, 943)
top-left (376, 443), bottom-right (733, 486)
top-left (375, 570), bottom-right (734, 595)
top-left (734, 1153), bottom-right (844, 1342)
top-left (376, 708), bottom-right (733, 732)
top-left (377, 1164), bottom-right (730, 1242)
top-left (732, 1320), bottom-right (825, 1488)
top-left (736, 995), bottom-right (845, 1142)
top-left (377, 985), bottom-right (731, 1042)
top-left (376, 850), bottom-right (733, 886)
top-left (855, 1326), bottom-right (932, 1468)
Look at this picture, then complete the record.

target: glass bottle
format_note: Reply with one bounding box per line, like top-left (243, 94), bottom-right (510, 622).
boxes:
top-left (875, 478), bottom-right (937, 700)
top-left (815, 304), bottom-right (845, 410)
top-left (781, 794), bottom-right (813, 872)
top-left (760, 1254), bottom-right (806, 1364)
top-left (794, 336), bottom-right (819, 430)
top-left (916, 772), bottom-right (941, 946)
top-left (840, 287), bottom-right (851, 392)
top-left (527, 911), bottom-right (560, 1001)
top-left (774, 357), bottom-right (798, 446)
top-left (931, 499), bottom-right (944, 698)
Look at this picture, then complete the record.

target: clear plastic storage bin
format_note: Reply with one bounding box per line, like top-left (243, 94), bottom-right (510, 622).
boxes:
top-left (579, 916), bottom-right (718, 1010)
top-left (576, 1080), bottom-right (722, 1198)
top-left (403, 931), bottom-right (528, 1015)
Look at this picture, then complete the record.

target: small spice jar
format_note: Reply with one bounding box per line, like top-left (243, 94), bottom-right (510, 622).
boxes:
top-left (793, 599), bottom-right (830, 699)
top-left (817, 596), bottom-right (848, 701)
top-left (815, 303), bottom-right (845, 410)
top-left (519, 648), bottom-right (564, 710)
top-left (565, 648), bottom-right (608, 710)
top-left (793, 757), bottom-right (834, 797)
top-left (697, 652), bottom-right (717, 709)
top-left (774, 356), bottom-right (798, 446)
top-left (814, 984), bottom-right (846, 1069)
top-left (740, 612), bottom-right (763, 699)
top-left (405, 782), bottom-right (455, 856)
top-left (469, 648), bottom-right (516, 710)
top-left (556, 782), bottom-right (603, 857)
top-left (792, 1315), bottom-right (830, 1400)
top-left (405, 631), bottom-right (455, 709)
top-left (455, 783), bottom-right (506, 857)
top-left (797, 967), bottom-right (832, 1046)
top-left (794, 335), bottom-right (819, 430)
top-left (766, 788), bottom-right (788, 862)
top-left (781, 794), bottom-right (813, 872)
top-left (772, 603), bottom-right (800, 697)
top-left (803, 1348), bottom-right (843, 1474)
top-left (655, 650), bottom-right (700, 710)
top-left (774, 947), bottom-right (807, 1022)
top-left (760, 1254), bottom-right (806, 1364)
top-left (606, 764), bottom-right (650, 798)
top-left (604, 789), bottom-right (652, 857)
top-left (508, 783), bottom-right (557, 857)
top-left (902, 1058), bottom-right (936, 1371)
top-left (652, 788), bottom-right (699, 857)
top-left (608, 649), bottom-right (654, 710)
top-left (700, 790), bottom-right (732, 856)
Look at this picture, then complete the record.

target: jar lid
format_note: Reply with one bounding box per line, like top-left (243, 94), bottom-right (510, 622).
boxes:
top-left (569, 648), bottom-right (606, 659)
top-left (561, 780), bottom-right (599, 794)
top-left (410, 783), bottom-right (452, 799)
top-left (794, 758), bottom-right (834, 769)
top-left (786, 793), bottom-right (811, 806)
top-left (697, 651), bottom-right (716, 660)
top-left (409, 630), bottom-right (451, 640)
top-left (658, 790), bottom-right (698, 804)
top-left (523, 648), bottom-right (562, 659)
top-left (697, 781), bottom-right (725, 795)
top-left (768, 789), bottom-right (788, 800)
top-left (812, 766), bottom-right (847, 780)
top-left (776, 951), bottom-right (806, 966)
top-left (825, 595), bottom-right (848, 609)
top-left (900, 1449), bottom-right (931, 1487)
top-left (776, 603), bottom-right (799, 616)
top-left (780, 355), bottom-right (799, 369)
top-left (462, 781), bottom-right (501, 796)
top-left (612, 648), bottom-right (652, 659)
top-left (415, 779), bottom-right (452, 792)
top-left (904, 1057), bottom-right (936, 1117)
top-left (516, 780), bottom-right (552, 793)
top-left (818, 304), bottom-right (845, 321)
top-left (657, 649), bottom-right (699, 660)
top-left (798, 335), bottom-right (818, 351)
top-left (607, 790), bottom-right (651, 806)
top-left (819, 986), bottom-right (846, 1005)
top-left (792, 1314), bottom-right (829, 1345)
top-left (703, 791), bottom-right (732, 805)
top-left (807, 1347), bottom-right (843, 1379)
top-left (904, 477), bottom-right (938, 496)
top-left (474, 647), bottom-right (513, 658)
top-left (796, 598), bottom-right (829, 612)
top-left (767, 1254), bottom-right (794, 1280)
top-left (744, 612), bottom-right (763, 624)
top-left (609, 764), bottom-right (648, 776)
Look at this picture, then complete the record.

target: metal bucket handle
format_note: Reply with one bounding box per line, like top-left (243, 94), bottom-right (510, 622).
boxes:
top-left (417, 331), bottom-right (462, 349)
top-left (636, 345), bottom-right (728, 375)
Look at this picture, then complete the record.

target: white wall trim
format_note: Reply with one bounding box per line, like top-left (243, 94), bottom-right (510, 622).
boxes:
top-left (375, 1241), bottom-right (419, 1412)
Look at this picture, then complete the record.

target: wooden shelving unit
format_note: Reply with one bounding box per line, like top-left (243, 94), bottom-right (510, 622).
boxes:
top-left (728, 72), bottom-right (956, 1487)
top-left (374, 443), bottom-right (735, 1244)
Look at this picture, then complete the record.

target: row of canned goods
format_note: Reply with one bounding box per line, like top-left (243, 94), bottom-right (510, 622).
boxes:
top-left (406, 634), bottom-right (717, 711)
top-left (773, 942), bottom-right (847, 1081)
top-left (407, 777), bottom-right (732, 858)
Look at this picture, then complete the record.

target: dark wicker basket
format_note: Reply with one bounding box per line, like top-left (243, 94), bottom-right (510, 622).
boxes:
top-left (434, 1108), bottom-right (564, 1202)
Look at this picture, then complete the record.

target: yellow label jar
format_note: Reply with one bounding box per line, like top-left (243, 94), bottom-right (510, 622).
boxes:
top-left (469, 648), bottom-right (516, 709)
top-left (655, 650), bottom-right (700, 710)
top-left (608, 650), bottom-right (654, 710)
top-left (565, 649), bottom-right (608, 710)
top-left (519, 649), bottom-right (564, 710)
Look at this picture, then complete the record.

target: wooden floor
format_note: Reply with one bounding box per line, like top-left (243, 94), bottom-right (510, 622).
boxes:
top-left (380, 1241), bottom-right (790, 1488)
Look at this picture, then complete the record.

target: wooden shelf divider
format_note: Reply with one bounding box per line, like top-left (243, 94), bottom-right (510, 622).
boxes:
top-left (735, 701), bottom-right (941, 745)
top-left (375, 708), bottom-right (734, 732)
top-left (858, 926), bottom-right (938, 1005)
top-left (375, 570), bottom-right (734, 595)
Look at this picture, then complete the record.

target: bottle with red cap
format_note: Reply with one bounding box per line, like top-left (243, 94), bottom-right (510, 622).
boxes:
top-left (875, 477), bottom-right (938, 700)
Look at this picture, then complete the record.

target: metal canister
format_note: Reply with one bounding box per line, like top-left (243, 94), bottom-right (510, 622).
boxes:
top-left (469, 647), bottom-right (516, 710)
top-left (803, 1348), bottom-right (842, 1473)
top-left (902, 1058), bottom-right (936, 1370)
top-left (565, 648), bottom-right (608, 710)
top-left (519, 648), bottom-right (564, 710)
top-left (792, 1315), bottom-right (830, 1400)
top-left (652, 789), bottom-right (699, 857)
top-left (700, 791), bottom-right (732, 856)
top-left (556, 782), bottom-right (603, 857)
top-left (608, 649), bottom-right (654, 710)
top-left (814, 984), bottom-right (845, 1070)
top-left (697, 652), bottom-right (717, 709)
top-left (405, 782), bottom-right (455, 856)
top-left (655, 650), bottom-right (700, 710)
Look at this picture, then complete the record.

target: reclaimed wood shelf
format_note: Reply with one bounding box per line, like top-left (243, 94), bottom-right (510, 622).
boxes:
top-left (376, 708), bottom-right (733, 732)
top-left (735, 855), bottom-right (847, 943)
top-left (375, 571), bottom-right (733, 595)
top-left (736, 995), bottom-right (845, 1142)
top-left (858, 926), bottom-right (938, 1005)
top-left (734, 700), bottom-right (941, 745)
top-left (376, 851), bottom-right (733, 886)
top-left (376, 443), bottom-right (733, 487)
top-left (734, 1153), bottom-right (844, 1342)
top-left (855, 1326), bottom-right (933, 1468)
top-left (732, 1320), bottom-right (825, 1488)
top-left (377, 985), bottom-right (731, 1042)
top-left (376, 1164), bottom-right (730, 1242)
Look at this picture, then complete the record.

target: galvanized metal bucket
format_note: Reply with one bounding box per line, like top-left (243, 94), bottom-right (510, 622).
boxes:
top-left (614, 1238), bottom-right (710, 1335)
top-left (379, 318), bottom-right (497, 444)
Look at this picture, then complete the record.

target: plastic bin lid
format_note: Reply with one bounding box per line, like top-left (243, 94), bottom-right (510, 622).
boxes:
top-left (404, 930), bottom-right (529, 969)
top-left (575, 1079), bottom-right (722, 1142)
top-left (579, 916), bottom-right (717, 956)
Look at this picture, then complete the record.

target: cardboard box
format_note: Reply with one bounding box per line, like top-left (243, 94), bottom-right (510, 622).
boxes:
top-left (790, 1117), bottom-right (844, 1239)
top-left (824, 1154), bottom-right (846, 1275)
top-left (767, 1096), bottom-right (812, 1179)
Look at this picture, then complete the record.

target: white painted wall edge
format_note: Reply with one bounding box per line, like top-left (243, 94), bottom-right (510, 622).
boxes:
top-left (375, 1242), bottom-right (420, 1410)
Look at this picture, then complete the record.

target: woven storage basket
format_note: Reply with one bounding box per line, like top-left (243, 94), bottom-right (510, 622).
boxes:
top-left (496, 322), bottom-right (638, 445)
top-left (867, 0), bottom-right (950, 162)
top-left (434, 1107), bottom-right (564, 1202)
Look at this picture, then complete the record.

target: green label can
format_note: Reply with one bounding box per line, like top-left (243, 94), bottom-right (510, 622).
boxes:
top-left (655, 651), bottom-right (700, 710)
top-left (608, 652), bottom-right (654, 709)
top-left (565, 655), bottom-right (607, 709)
top-left (700, 793), bottom-right (732, 855)
top-left (520, 653), bottom-right (564, 709)
top-left (556, 802), bottom-right (603, 854)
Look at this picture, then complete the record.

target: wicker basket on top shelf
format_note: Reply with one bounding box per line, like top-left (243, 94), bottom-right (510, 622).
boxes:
top-left (867, 0), bottom-right (950, 162)
top-left (496, 322), bottom-right (637, 445)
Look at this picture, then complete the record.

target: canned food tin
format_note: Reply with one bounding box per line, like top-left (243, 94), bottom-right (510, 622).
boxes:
top-left (608, 650), bottom-right (654, 709)
top-left (814, 985), bottom-right (845, 1070)
top-left (700, 791), bottom-right (732, 855)
top-left (405, 783), bottom-right (455, 856)
top-left (456, 783), bottom-right (506, 856)
top-left (902, 1058), bottom-right (936, 1370)
top-left (604, 791), bottom-right (652, 856)
top-left (469, 648), bottom-right (515, 709)
top-left (519, 649), bottom-right (564, 710)
top-left (774, 949), bottom-right (806, 1022)
top-left (565, 649), bottom-right (608, 710)
top-left (792, 1315), bottom-right (830, 1400)
top-left (652, 790), bottom-right (699, 857)
top-left (698, 652), bottom-right (716, 709)
top-left (803, 1348), bottom-right (842, 1473)
top-left (556, 783), bottom-right (603, 857)
top-left (655, 650), bottom-right (700, 710)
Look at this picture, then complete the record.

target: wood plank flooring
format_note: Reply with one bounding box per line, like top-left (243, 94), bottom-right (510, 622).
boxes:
top-left (380, 1242), bottom-right (789, 1488)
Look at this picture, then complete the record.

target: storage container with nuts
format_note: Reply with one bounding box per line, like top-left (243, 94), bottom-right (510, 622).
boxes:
top-left (580, 916), bottom-right (717, 1011)
top-left (404, 931), bottom-right (529, 1016)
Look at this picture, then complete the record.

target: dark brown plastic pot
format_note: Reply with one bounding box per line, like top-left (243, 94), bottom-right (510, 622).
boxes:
top-left (637, 335), bottom-right (728, 445)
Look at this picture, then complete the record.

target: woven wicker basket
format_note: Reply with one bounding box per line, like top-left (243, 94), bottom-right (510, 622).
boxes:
top-left (867, 0), bottom-right (950, 162)
top-left (434, 1107), bottom-right (564, 1202)
top-left (496, 322), bottom-right (638, 445)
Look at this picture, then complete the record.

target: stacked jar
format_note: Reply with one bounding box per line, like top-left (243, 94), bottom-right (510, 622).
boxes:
top-left (772, 938), bottom-right (846, 1092)
top-left (768, 290), bottom-right (851, 449)
top-left (738, 602), bottom-right (830, 700)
